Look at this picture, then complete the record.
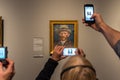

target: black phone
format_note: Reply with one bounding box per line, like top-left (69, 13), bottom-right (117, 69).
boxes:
top-left (84, 4), bottom-right (95, 23)
top-left (63, 48), bottom-right (76, 56)
top-left (0, 47), bottom-right (8, 60)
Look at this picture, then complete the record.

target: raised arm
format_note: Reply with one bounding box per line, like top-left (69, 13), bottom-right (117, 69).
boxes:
top-left (82, 13), bottom-right (120, 57)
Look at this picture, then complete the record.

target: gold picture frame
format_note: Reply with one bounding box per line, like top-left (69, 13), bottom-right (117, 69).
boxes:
top-left (49, 20), bottom-right (78, 54)
top-left (0, 16), bottom-right (3, 47)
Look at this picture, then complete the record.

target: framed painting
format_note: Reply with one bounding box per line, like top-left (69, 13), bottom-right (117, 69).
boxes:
top-left (49, 20), bottom-right (78, 54)
top-left (0, 16), bottom-right (3, 47)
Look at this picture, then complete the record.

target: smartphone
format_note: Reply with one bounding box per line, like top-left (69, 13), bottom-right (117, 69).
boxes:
top-left (0, 47), bottom-right (8, 61)
top-left (84, 4), bottom-right (95, 23)
top-left (63, 48), bottom-right (77, 56)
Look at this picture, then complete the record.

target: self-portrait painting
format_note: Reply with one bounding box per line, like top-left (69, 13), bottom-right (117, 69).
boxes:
top-left (50, 20), bottom-right (78, 54)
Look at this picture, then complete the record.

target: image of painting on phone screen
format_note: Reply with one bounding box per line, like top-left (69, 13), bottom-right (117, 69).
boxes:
top-left (63, 48), bottom-right (76, 56)
top-left (0, 48), bottom-right (6, 59)
top-left (85, 6), bottom-right (94, 21)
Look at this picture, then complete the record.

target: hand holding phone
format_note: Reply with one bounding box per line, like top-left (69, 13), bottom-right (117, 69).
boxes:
top-left (63, 48), bottom-right (77, 56)
top-left (84, 4), bottom-right (95, 23)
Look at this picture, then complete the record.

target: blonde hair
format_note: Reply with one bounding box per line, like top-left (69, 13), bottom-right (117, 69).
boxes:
top-left (61, 55), bottom-right (97, 80)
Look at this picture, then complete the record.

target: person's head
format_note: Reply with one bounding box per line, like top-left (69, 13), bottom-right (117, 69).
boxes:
top-left (61, 55), bottom-right (97, 80)
top-left (58, 25), bottom-right (71, 41)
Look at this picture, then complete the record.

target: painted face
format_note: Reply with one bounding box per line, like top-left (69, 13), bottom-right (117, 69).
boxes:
top-left (59, 31), bottom-right (70, 41)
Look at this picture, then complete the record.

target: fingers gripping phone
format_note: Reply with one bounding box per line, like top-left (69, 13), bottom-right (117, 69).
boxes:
top-left (84, 4), bottom-right (95, 23)
top-left (63, 48), bottom-right (77, 56)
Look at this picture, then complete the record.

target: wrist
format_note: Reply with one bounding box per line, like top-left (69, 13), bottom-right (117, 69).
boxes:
top-left (98, 22), bottom-right (107, 33)
top-left (51, 56), bottom-right (59, 61)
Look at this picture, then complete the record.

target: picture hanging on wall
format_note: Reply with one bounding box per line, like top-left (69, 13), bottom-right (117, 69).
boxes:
top-left (49, 20), bottom-right (78, 54)
top-left (0, 16), bottom-right (3, 47)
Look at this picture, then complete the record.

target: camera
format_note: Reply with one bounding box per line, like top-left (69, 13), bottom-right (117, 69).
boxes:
top-left (63, 48), bottom-right (77, 56)
top-left (84, 4), bottom-right (95, 23)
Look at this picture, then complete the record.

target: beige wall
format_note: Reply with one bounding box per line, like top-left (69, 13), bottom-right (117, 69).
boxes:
top-left (0, 0), bottom-right (120, 80)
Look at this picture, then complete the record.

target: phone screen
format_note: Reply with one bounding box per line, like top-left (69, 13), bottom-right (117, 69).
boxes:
top-left (84, 4), bottom-right (94, 23)
top-left (0, 47), bottom-right (6, 59)
top-left (63, 48), bottom-right (76, 56)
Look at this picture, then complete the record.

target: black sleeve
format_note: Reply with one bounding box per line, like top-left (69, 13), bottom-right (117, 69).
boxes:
top-left (113, 40), bottom-right (120, 58)
top-left (35, 58), bottom-right (58, 80)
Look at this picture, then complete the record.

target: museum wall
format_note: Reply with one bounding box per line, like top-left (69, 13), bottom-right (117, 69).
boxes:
top-left (0, 0), bottom-right (120, 80)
